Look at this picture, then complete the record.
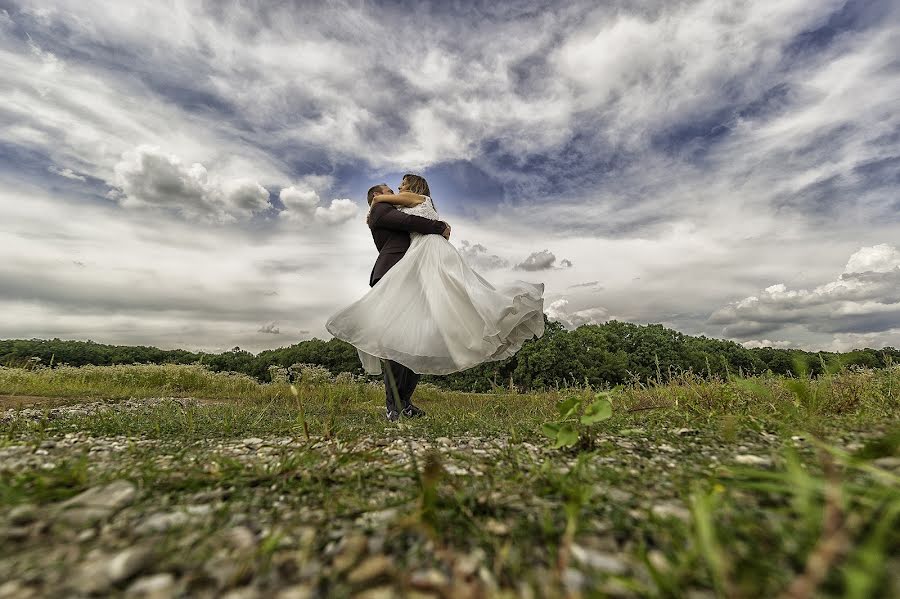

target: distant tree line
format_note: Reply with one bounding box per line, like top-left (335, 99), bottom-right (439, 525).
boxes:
top-left (2, 317), bottom-right (897, 392)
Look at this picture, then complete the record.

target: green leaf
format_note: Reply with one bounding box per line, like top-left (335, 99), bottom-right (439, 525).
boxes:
top-left (556, 396), bottom-right (580, 419)
top-left (553, 424), bottom-right (579, 448)
top-left (581, 397), bottom-right (613, 425)
top-left (541, 422), bottom-right (561, 439)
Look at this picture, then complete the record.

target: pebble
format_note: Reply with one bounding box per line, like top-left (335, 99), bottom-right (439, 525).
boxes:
top-left (107, 546), bottom-right (155, 585)
top-left (57, 480), bottom-right (137, 526)
top-left (873, 456), bottom-right (900, 471)
top-left (275, 585), bottom-right (314, 599)
top-left (347, 555), bottom-right (393, 585)
top-left (734, 454), bottom-right (772, 467)
top-left (353, 586), bottom-right (397, 599)
top-left (409, 569), bottom-right (449, 590)
top-left (651, 502), bottom-right (691, 522)
top-left (125, 573), bottom-right (176, 599)
top-left (136, 511), bottom-right (192, 534)
top-left (332, 534), bottom-right (368, 573)
top-left (569, 544), bottom-right (628, 575)
top-left (8, 504), bottom-right (38, 525)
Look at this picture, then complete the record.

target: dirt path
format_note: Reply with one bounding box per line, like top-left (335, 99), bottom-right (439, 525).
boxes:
top-left (0, 395), bottom-right (232, 409)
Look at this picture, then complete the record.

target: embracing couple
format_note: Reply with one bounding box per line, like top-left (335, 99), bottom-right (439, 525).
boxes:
top-left (326, 174), bottom-right (545, 421)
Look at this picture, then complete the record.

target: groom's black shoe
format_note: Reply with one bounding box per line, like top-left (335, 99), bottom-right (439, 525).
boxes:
top-left (401, 404), bottom-right (426, 418)
top-left (386, 409), bottom-right (400, 422)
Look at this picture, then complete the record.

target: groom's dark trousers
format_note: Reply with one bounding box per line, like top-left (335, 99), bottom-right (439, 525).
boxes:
top-left (367, 201), bottom-right (449, 412)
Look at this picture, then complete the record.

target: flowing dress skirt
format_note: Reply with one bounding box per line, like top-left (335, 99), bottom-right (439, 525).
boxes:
top-left (325, 234), bottom-right (545, 375)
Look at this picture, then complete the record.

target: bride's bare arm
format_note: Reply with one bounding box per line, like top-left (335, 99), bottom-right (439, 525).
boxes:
top-left (371, 191), bottom-right (425, 207)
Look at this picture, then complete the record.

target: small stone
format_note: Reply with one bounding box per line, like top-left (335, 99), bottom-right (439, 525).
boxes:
top-left (734, 454), bottom-right (772, 467)
top-left (125, 573), bottom-right (176, 599)
top-left (108, 546), bottom-right (154, 585)
top-left (562, 568), bottom-right (586, 594)
top-left (73, 557), bottom-right (112, 594)
top-left (223, 526), bottom-right (257, 552)
top-left (332, 534), bottom-right (368, 573)
top-left (221, 587), bottom-right (260, 599)
top-left (647, 550), bottom-right (671, 573)
top-left (136, 511), bottom-right (191, 534)
top-left (204, 554), bottom-right (252, 589)
top-left (347, 555), bottom-right (393, 585)
top-left (484, 519), bottom-right (509, 535)
top-left (569, 545), bottom-right (628, 575)
top-left (2, 526), bottom-right (30, 541)
top-left (676, 428), bottom-right (698, 436)
top-left (353, 586), bottom-right (397, 599)
top-left (873, 456), bottom-right (900, 471)
top-left (242, 438), bottom-right (264, 448)
top-left (57, 480), bottom-right (137, 526)
top-left (454, 551), bottom-right (482, 578)
top-left (651, 502), bottom-right (691, 523)
top-left (8, 504), bottom-right (37, 525)
top-left (0, 581), bottom-right (38, 599)
top-left (61, 480), bottom-right (137, 511)
top-left (276, 585), bottom-right (314, 599)
top-left (603, 488), bottom-right (633, 503)
top-left (409, 569), bottom-right (448, 590)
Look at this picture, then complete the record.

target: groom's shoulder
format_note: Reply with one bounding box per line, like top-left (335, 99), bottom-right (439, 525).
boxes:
top-left (368, 202), bottom-right (396, 223)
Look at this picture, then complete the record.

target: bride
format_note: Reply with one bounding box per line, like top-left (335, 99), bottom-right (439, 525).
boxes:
top-left (325, 175), bottom-right (545, 377)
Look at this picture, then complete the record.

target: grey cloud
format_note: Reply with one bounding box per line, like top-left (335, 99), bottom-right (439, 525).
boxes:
top-left (515, 249), bottom-right (561, 271)
top-left (511, 249), bottom-right (575, 272)
top-left (458, 240), bottom-right (509, 271)
top-left (48, 166), bottom-right (86, 181)
top-left (257, 322), bottom-right (280, 334)
top-left (708, 245), bottom-right (900, 339)
top-left (113, 146), bottom-right (270, 223)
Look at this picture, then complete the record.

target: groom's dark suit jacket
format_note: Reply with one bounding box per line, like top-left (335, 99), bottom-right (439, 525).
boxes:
top-left (368, 203), bottom-right (448, 287)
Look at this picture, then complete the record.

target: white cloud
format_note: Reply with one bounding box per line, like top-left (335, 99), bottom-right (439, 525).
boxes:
top-left (314, 199), bottom-right (359, 226)
top-left (48, 166), bottom-right (87, 181)
top-left (458, 240), bottom-right (509, 271)
top-left (112, 145), bottom-right (271, 223)
top-left (709, 244), bottom-right (900, 339)
top-left (546, 298), bottom-right (611, 330)
top-left (844, 243), bottom-right (900, 274)
top-left (1, 1), bottom-right (899, 354)
top-left (279, 186), bottom-right (320, 219)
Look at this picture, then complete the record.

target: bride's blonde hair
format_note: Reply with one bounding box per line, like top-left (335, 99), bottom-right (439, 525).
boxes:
top-left (402, 173), bottom-right (430, 197)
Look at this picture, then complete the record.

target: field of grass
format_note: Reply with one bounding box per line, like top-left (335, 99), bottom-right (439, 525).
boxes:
top-left (1, 363), bottom-right (898, 598)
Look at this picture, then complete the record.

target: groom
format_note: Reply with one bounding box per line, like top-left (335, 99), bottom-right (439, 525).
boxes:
top-left (366, 182), bottom-right (451, 421)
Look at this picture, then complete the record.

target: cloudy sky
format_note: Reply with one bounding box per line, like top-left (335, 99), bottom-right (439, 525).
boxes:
top-left (1, 0), bottom-right (899, 354)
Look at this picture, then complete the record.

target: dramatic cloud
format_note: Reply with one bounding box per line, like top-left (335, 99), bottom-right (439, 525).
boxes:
top-left (515, 250), bottom-right (572, 271)
top-left (279, 187), bottom-right (359, 225)
top-left (1, 1), bottom-right (899, 353)
top-left (709, 245), bottom-right (900, 340)
top-left (458, 240), bottom-right (509, 271)
top-left (112, 146), bottom-right (270, 223)
top-left (546, 299), bottom-right (611, 329)
top-left (48, 166), bottom-right (86, 181)
top-left (257, 322), bottom-right (280, 335)
top-left (515, 250), bottom-right (556, 271)
top-left (315, 199), bottom-right (358, 226)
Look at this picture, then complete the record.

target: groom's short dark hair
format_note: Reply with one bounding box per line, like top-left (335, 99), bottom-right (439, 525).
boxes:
top-left (367, 184), bottom-right (387, 205)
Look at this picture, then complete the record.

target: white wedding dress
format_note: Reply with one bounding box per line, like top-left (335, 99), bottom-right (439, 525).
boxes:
top-left (325, 197), bottom-right (545, 375)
